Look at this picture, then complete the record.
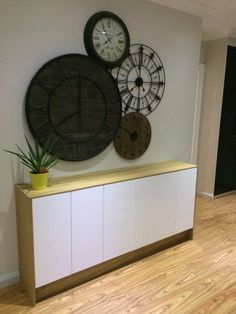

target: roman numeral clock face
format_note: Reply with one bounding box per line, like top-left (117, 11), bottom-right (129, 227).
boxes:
top-left (84, 11), bottom-right (130, 68)
top-left (116, 44), bottom-right (166, 116)
top-left (25, 54), bottom-right (122, 161)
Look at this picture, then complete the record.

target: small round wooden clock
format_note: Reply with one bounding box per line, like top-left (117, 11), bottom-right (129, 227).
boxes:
top-left (25, 54), bottom-right (122, 161)
top-left (84, 11), bottom-right (130, 68)
top-left (113, 112), bottom-right (151, 159)
top-left (116, 44), bottom-right (165, 115)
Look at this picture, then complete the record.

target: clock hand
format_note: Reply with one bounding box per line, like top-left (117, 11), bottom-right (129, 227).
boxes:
top-left (55, 111), bottom-right (78, 127)
top-left (137, 87), bottom-right (141, 112)
top-left (130, 85), bottom-right (137, 92)
top-left (121, 126), bottom-right (138, 142)
top-left (121, 126), bottom-right (132, 134)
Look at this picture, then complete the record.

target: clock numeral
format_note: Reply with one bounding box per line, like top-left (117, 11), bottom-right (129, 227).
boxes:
top-left (118, 40), bottom-right (124, 44)
top-left (149, 89), bottom-right (161, 101)
top-left (125, 94), bottom-right (134, 108)
top-left (93, 36), bottom-right (99, 40)
top-left (103, 122), bottom-right (114, 134)
top-left (53, 137), bottom-right (65, 154)
top-left (107, 19), bottom-right (111, 28)
top-left (125, 60), bottom-right (132, 70)
top-left (29, 105), bottom-right (47, 114)
top-left (150, 68), bottom-right (159, 76)
top-left (128, 55), bottom-right (137, 69)
top-left (149, 89), bottom-right (156, 98)
top-left (120, 65), bottom-right (129, 73)
top-left (36, 78), bottom-right (54, 96)
top-left (120, 87), bottom-right (130, 97)
top-left (95, 43), bottom-right (101, 49)
top-left (101, 20), bottom-right (105, 29)
top-left (35, 122), bottom-right (51, 139)
top-left (151, 81), bottom-right (165, 87)
top-left (139, 46), bottom-right (144, 68)
top-left (94, 139), bottom-right (104, 150)
top-left (116, 47), bottom-right (122, 53)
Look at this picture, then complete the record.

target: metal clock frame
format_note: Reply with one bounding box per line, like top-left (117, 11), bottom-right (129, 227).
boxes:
top-left (116, 44), bottom-right (166, 116)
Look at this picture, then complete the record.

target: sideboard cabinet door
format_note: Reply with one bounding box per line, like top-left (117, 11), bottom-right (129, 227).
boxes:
top-left (132, 173), bottom-right (178, 249)
top-left (104, 181), bottom-right (132, 260)
top-left (72, 186), bottom-right (103, 273)
top-left (176, 168), bottom-right (197, 233)
top-left (32, 193), bottom-right (71, 288)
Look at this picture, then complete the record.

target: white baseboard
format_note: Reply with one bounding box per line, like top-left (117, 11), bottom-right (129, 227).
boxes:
top-left (0, 271), bottom-right (19, 289)
top-left (197, 191), bottom-right (214, 199)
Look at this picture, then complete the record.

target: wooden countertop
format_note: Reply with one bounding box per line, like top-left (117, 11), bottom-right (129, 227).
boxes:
top-left (16, 160), bottom-right (197, 199)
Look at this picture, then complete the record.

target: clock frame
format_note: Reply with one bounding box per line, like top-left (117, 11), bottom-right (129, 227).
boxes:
top-left (25, 54), bottom-right (122, 161)
top-left (116, 44), bottom-right (165, 116)
top-left (84, 11), bottom-right (130, 68)
top-left (114, 112), bottom-right (151, 160)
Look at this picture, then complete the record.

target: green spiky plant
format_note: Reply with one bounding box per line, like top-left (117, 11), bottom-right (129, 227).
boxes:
top-left (5, 136), bottom-right (59, 174)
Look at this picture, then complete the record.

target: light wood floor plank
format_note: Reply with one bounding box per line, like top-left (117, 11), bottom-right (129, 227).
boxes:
top-left (0, 195), bottom-right (236, 313)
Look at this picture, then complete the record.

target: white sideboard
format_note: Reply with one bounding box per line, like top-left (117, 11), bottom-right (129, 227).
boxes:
top-left (15, 160), bottom-right (197, 305)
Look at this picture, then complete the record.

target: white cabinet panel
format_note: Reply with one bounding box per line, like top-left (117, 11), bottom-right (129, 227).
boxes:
top-left (132, 173), bottom-right (178, 249)
top-left (176, 168), bottom-right (197, 233)
top-left (104, 181), bottom-right (132, 260)
top-left (32, 193), bottom-right (71, 288)
top-left (72, 187), bottom-right (103, 272)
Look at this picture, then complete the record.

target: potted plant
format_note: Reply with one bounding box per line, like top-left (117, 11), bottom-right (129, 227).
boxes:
top-left (5, 137), bottom-right (59, 190)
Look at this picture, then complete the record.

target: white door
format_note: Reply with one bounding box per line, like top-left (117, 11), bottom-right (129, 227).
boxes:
top-left (132, 173), bottom-right (178, 249)
top-left (32, 193), bottom-right (71, 287)
top-left (176, 168), bottom-right (197, 233)
top-left (72, 186), bottom-right (103, 272)
top-left (104, 181), bottom-right (132, 260)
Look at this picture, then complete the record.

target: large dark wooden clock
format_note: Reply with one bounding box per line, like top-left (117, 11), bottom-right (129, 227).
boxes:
top-left (116, 44), bottom-right (165, 116)
top-left (25, 54), bottom-right (122, 161)
top-left (114, 112), bottom-right (151, 159)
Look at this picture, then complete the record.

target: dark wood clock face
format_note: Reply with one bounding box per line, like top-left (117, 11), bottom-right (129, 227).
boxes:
top-left (84, 11), bottom-right (130, 68)
top-left (25, 54), bottom-right (122, 161)
top-left (114, 112), bottom-right (151, 159)
top-left (116, 44), bottom-right (165, 116)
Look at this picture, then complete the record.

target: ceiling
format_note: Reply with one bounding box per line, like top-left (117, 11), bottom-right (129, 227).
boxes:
top-left (148, 0), bottom-right (236, 41)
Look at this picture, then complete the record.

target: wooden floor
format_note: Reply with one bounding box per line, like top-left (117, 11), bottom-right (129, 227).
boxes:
top-left (1, 195), bottom-right (236, 313)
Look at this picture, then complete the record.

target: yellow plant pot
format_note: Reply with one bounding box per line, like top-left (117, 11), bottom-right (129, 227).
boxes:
top-left (30, 172), bottom-right (48, 190)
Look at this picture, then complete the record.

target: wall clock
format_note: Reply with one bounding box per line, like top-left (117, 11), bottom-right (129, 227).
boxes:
top-left (84, 11), bottom-right (130, 68)
top-left (25, 54), bottom-right (122, 161)
top-left (116, 44), bottom-right (165, 116)
top-left (113, 112), bottom-right (151, 159)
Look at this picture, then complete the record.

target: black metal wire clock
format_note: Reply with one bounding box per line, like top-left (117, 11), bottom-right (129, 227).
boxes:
top-left (116, 44), bottom-right (165, 116)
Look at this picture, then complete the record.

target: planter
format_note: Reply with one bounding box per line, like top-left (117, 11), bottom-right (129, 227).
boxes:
top-left (30, 172), bottom-right (48, 190)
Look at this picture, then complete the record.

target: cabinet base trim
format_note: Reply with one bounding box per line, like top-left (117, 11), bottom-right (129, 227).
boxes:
top-left (35, 229), bottom-right (192, 303)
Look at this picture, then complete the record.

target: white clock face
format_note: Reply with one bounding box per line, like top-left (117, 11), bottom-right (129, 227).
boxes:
top-left (92, 18), bottom-right (126, 62)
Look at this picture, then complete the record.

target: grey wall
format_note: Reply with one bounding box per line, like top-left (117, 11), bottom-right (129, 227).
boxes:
top-left (0, 0), bottom-right (201, 285)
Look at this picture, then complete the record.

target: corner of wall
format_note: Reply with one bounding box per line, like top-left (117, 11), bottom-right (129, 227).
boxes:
top-left (197, 38), bottom-right (228, 196)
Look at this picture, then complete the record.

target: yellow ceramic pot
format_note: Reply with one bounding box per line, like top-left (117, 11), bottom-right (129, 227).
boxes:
top-left (30, 172), bottom-right (48, 190)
